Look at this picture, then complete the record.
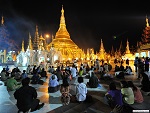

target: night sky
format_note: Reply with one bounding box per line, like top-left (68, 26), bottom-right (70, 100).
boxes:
top-left (0, 0), bottom-right (150, 52)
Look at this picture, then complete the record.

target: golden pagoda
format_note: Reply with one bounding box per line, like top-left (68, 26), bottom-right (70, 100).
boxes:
top-left (48, 6), bottom-right (83, 62)
top-left (135, 16), bottom-right (150, 58)
top-left (122, 39), bottom-right (135, 60)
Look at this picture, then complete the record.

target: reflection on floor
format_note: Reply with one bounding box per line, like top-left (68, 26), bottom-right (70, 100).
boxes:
top-left (1, 71), bottom-right (150, 113)
top-left (0, 73), bottom-right (109, 113)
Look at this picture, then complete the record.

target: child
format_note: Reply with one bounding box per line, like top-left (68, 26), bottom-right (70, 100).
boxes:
top-left (60, 79), bottom-right (72, 105)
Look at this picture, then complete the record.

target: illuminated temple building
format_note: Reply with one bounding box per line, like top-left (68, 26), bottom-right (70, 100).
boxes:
top-left (2, 6), bottom-right (136, 66)
top-left (47, 6), bottom-right (84, 63)
top-left (136, 16), bottom-right (150, 57)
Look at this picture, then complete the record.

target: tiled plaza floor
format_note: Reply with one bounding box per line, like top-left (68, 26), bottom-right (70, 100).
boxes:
top-left (0, 67), bottom-right (150, 113)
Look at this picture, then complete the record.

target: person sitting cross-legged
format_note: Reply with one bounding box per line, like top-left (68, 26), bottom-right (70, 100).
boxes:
top-left (6, 74), bottom-right (21, 91)
top-left (87, 72), bottom-right (99, 88)
top-left (48, 74), bottom-right (60, 93)
top-left (14, 77), bottom-right (44, 113)
top-left (105, 82), bottom-right (123, 109)
top-left (76, 77), bottom-right (87, 103)
top-left (127, 81), bottom-right (143, 103)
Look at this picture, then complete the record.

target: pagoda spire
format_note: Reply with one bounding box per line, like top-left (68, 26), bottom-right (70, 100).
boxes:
top-left (55, 5), bottom-right (70, 39)
top-left (1, 16), bottom-right (4, 25)
top-left (146, 15), bottom-right (149, 27)
top-left (27, 32), bottom-right (33, 50)
top-left (125, 39), bottom-right (130, 54)
top-left (33, 25), bottom-right (39, 50)
top-left (111, 45), bottom-right (114, 55)
top-left (99, 39), bottom-right (105, 52)
top-left (22, 40), bottom-right (25, 52)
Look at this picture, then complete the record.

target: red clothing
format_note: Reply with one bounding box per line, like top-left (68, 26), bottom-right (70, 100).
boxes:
top-left (134, 87), bottom-right (144, 103)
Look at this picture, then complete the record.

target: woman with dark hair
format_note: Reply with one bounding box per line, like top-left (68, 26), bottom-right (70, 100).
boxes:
top-left (105, 82), bottom-right (123, 108)
top-left (127, 81), bottom-right (143, 103)
top-left (120, 80), bottom-right (134, 105)
top-left (141, 72), bottom-right (150, 95)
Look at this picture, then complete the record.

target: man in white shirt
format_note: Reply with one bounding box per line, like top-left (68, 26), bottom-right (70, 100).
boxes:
top-left (70, 64), bottom-right (77, 84)
top-left (76, 77), bottom-right (87, 102)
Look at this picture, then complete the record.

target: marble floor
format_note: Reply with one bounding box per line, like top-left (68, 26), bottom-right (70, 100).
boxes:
top-left (0, 73), bottom-right (110, 113)
top-left (0, 69), bottom-right (150, 113)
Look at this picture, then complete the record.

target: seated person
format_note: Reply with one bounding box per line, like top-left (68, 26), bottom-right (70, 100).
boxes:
top-left (124, 66), bottom-right (133, 75)
top-left (40, 68), bottom-right (47, 78)
top-left (128, 81), bottom-right (143, 103)
top-left (87, 72), bottom-right (99, 88)
top-left (14, 77), bottom-right (44, 112)
top-left (115, 71), bottom-right (125, 79)
top-left (6, 74), bottom-right (21, 91)
top-left (120, 80), bottom-right (134, 105)
top-left (114, 65), bottom-right (120, 72)
top-left (31, 70), bottom-right (41, 84)
top-left (119, 64), bottom-right (124, 72)
top-left (11, 68), bottom-right (22, 80)
top-left (60, 79), bottom-right (71, 105)
top-left (76, 77), bottom-right (87, 103)
top-left (21, 70), bottom-right (28, 79)
top-left (48, 74), bottom-right (60, 93)
top-left (141, 72), bottom-right (150, 95)
top-left (0, 68), bottom-right (9, 81)
top-left (105, 82), bottom-right (123, 108)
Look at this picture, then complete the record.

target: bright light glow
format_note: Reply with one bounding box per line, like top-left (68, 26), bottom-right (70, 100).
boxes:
top-left (54, 55), bottom-right (58, 61)
top-left (141, 52), bottom-right (146, 57)
top-left (46, 34), bottom-right (49, 38)
top-left (39, 57), bottom-right (45, 63)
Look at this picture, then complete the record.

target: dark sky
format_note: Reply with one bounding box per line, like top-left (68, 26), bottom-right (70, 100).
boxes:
top-left (0, 0), bottom-right (150, 52)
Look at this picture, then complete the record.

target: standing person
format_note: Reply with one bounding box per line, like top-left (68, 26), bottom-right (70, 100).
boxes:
top-left (127, 81), bottom-right (143, 103)
top-left (14, 77), bottom-right (44, 112)
top-left (70, 64), bottom-right (77, 84)
top-left (126, 58), bottom-right (129, 66)
top-left (137, 58), bottom-right (144, 79)
top-left (26, 65), bottom-right (32, 74)
top-left (76, 77), bottom-right (87, 103)
top-left (144, 57), bottom-right (149, 72)
top-left (105, 82), bottom-right (123, 108)
top-left (60, 79), bottom-right (71, 105)
top-left (134, 57), bottom-right (138, 72)
top-left (55, 66), bottom-right (62, 81)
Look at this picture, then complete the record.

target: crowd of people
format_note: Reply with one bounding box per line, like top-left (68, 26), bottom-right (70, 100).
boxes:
top-left (0, 57), bottom-right (150, 113)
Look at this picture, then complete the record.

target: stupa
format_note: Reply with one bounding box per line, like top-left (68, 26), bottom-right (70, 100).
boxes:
top-left (122, 39), bottom-right (135, 60)
top-left (48, 6), bottom-right (84, 62)
top-left (136, 16), bottom-right (150, 57)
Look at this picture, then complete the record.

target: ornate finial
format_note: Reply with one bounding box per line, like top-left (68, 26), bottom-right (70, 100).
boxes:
top-left (146, 15), bottom-right (149, 27)
top-left (1, 16), bottom-right (4, 25)
top-left (61, 5), bottom-right (64, 14)
top-left (22, 40), bottom-right (25, 52)
top-left (126, 39), bottom-right (130, 54)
